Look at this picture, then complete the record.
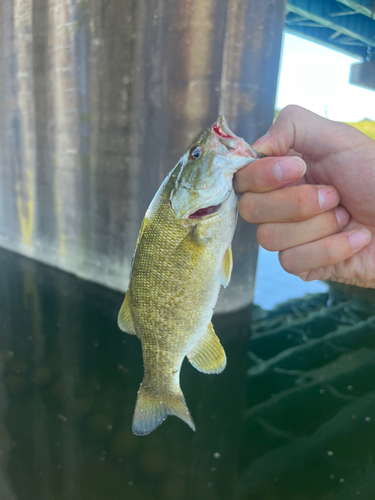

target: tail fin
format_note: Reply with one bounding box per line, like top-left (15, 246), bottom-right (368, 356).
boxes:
top-left (132, 382), bottom-right (196, 436)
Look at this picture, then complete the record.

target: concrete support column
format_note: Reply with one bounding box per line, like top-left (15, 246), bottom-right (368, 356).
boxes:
top-left (0, 0), bottom-right (287, 312)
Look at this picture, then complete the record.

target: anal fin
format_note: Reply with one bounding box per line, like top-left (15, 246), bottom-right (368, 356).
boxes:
top-left (118, 291), bottom-right (136, 335)
top-left (187, 323), bottom-right (226, 374)
top-left (132, 382), bottom-right (195, 436)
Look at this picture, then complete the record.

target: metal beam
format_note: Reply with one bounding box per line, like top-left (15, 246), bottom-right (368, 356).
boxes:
top-left (286, 3), bottom-right (375, 47)
top-left (285, 24), bottom-right (368, 59)
top-left (330, 10), bottom-right (360, 17)
top-left (335, 0), bottom-right (375, 20)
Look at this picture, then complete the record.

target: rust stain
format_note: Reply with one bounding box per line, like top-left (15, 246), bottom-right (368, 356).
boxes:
top-left (14, 0), bottom-right (36, 247)
top-left (54, 157), bottom-right (67, 257)
top-left (48, 0), bottom-right (80, 258)
top-left (15, 179), bottom-right (35, 248)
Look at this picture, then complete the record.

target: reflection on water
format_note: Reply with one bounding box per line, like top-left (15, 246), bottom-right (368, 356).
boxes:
top-left (1, 247), bottom-right (375, 499)
top-left (241, 294), bottom-right (375, 500)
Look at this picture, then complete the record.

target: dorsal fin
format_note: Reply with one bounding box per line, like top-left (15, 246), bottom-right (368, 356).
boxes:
top-left (187, 322), bottom-right (226, 374)
top-left (117, 292), bottom-right (136, 335)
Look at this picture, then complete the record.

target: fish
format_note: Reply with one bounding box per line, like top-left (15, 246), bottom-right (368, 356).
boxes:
top-left (118, 116), bottom-right (264, 436)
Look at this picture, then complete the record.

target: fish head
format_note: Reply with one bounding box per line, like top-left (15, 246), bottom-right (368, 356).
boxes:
top-left (170, 115), bottom-right (264, 220)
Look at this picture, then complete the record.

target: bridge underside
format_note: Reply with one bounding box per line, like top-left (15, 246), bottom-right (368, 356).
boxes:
top-left (285, 1), bottom-right (375, 89)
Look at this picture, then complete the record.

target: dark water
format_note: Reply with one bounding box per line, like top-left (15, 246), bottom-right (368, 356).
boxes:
top-left (1, 247), bottom-right (375, 500)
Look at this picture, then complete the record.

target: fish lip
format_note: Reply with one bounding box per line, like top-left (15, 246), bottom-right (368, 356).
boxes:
top-left (242, 143), bottom-right (266, 160)
top-left (228, 143), bottom-right (266, 175)
top-left (213, 115), bottom-right (239, 141)
top-left (214, 116), bottom-right (266, 165)
top-left (221, 142), bottom-right (265, 178)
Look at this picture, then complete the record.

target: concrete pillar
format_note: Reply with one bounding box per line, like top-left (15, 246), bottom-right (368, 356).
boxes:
top-left (0, 0), bottom-right (286, 312)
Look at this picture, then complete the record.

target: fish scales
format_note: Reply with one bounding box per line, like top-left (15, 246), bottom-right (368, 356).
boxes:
top-left (132, 170), bottom-right (226, 390)
top-left (118, 116), bottom-right (264, 435)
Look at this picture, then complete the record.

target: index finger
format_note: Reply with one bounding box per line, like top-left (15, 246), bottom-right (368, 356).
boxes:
top-left (234, 155), bottom-right (306, 194)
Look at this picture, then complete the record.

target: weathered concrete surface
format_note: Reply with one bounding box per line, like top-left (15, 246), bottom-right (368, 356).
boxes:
top-left (0, 0), bottom-right (286, 312)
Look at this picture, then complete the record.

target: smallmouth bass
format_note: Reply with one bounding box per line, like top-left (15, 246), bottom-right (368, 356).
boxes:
top-left (118, 116), bottom-right (263, 435)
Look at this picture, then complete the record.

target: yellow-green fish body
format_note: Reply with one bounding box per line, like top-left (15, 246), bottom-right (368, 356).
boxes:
top-left (118, 116), bottom-right (262, 435)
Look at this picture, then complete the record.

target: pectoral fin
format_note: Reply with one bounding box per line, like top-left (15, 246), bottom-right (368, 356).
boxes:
top-left (220, 244), bottom-right (233, 288)
top-left (173, 225), bottom-right (206, 265)
top-left (187, 323), bottom-right (226, 374)
top-left (117, 292), bottom-right (136, 335)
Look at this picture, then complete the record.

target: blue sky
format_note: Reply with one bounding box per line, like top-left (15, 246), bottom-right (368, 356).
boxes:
top-left (276, 33), bottom-right (375, 122)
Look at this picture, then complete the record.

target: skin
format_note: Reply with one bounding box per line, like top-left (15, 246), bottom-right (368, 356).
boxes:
top-left (234, 105), bottom-right (375, 288)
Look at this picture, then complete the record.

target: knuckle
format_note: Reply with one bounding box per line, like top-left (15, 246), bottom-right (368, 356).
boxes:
top-left (278, 249), bottom-right (297, 274)
top-left (320, 212), bottom-right (335, 232)
top-left (279, 104), bottom-right (303, 121)
top-left (257, 224), bottom-right (277, 250)
top-left (250, 169), bottom-right (264, 191)
top-left (321, 238), bottom-right (336, 265)
top-left (297, 271), bottom-right (311, 282)
top-left (252, 162), bottom-right (279, 192)
top-left (238, 193), bottom-right (256, 223)
top-left (316, 211), bottom-right (340, 237)
top-left (292, 187), bottom-right (312, 219)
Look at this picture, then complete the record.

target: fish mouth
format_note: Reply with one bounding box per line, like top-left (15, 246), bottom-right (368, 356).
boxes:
top-left (213, 121), bottom-right (233, 140)
top-left (188, 204), bottom-right (221, 219)
top-left (213, 115), bottom-right (237, 140)
top-left (213, 115), bottom-right (266, 164)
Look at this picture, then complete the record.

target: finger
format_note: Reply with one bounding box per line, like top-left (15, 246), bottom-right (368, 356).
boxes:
top-left (239, 184), bottom-right (340, 224)
top-left (257, 206), bottom-right (350, 251)
top-left (279, 229), bottom-right (372, 275)
top-left (234, 156), bottom-right (306, 194)
top-left (252, 105), bottom-right (358, 158)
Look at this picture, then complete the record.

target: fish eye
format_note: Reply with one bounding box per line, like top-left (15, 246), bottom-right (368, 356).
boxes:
top-left (189, 146), bottom-right (203, 161)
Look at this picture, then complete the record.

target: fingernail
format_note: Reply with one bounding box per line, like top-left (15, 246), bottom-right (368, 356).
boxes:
top-left (252, 131), bottom-right (270, 150)
top-left (349, 229), bottom-right (372, 251)
top-left (334, 206), bottom-right (348, 229)
top-left (318, 187), bottom-right (337, 210)
top-left (274, 157), bottom-right (306, 182)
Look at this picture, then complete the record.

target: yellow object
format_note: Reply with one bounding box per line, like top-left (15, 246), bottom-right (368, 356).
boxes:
top-left (346, 120), bottom-right (375, 140)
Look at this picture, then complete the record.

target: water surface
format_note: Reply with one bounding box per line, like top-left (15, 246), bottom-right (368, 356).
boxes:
top-left (1, 247), bottom-right (375, 499)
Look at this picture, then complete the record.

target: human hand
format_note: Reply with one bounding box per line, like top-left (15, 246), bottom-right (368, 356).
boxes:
top-left (235, 105), bottom-right (375, 288)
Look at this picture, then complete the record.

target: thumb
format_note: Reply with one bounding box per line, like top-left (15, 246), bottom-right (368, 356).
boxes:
top-left (252, 105), bottom-right (353, 158)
